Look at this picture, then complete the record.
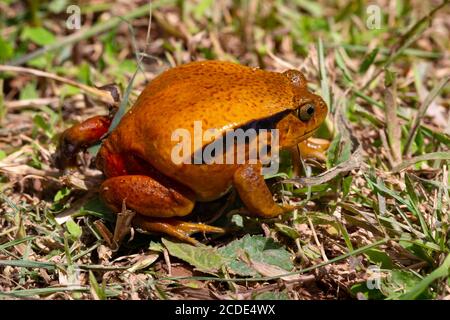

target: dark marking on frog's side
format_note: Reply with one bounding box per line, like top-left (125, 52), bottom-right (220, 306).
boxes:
top-left (191, 109), bottom-right (292, 164)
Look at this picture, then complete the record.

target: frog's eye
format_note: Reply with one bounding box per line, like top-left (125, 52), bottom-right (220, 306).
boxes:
top-left (298, 103), bottom-right (315, 122)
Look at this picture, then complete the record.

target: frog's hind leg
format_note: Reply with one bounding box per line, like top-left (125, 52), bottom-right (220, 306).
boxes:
top-left (56, 85), bottom-right (120, 168)
top-left (56, 115), bottom-right (112, 168)
top-left (100, 175), bottom-right (224, 245)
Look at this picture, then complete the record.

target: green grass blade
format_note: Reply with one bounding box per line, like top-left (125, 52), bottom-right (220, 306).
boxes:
top-left (399, 254), bottom-right (450, 299)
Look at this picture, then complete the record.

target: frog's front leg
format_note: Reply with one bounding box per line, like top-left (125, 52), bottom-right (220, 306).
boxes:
top-left (290, 137), bottom-right (330, 177)
top-left (233, 164), bottom-right (293, 218)
top-left (298, 137), bottom-right (330, 161)
top-left (100, 175), bottom-right (224, 245)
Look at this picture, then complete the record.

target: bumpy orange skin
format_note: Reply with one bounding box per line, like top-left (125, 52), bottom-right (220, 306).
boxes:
top-left (97, 60), bottom-right (327, 201)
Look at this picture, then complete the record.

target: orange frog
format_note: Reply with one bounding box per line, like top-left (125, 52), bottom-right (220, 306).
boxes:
top-left (57, 60), bottom-right (328, 244)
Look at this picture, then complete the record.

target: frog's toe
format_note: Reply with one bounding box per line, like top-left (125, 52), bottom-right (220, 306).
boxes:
top-left (171, 221), bottom-right (225, 235)
top-left (133, 216), bottom-right (225, 245)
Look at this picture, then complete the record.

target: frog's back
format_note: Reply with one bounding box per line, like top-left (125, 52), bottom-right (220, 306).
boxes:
top-left (130, 61), bottom-right (295, 163)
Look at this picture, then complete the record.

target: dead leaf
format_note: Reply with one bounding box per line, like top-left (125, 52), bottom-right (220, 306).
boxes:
top-left (249, 259), bottom-right (315, 283)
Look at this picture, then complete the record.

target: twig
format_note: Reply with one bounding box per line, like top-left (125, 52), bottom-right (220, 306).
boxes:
top-left (308, 217), bottom-right (328, 262)
top-left (283, 146), bottom-right (364, 187)
top-left (4, 97), bottom-right (60, 110)
top-left (0, 65), bottom-right (116, 105)
top-left (112, 202), bottom-right (136, 249)
top-left (384, 74), bottom-right (401, 165)
top-left (163, 249), bottom-right (172, 276)
top-left (93, 220), bottom-right (114, 248)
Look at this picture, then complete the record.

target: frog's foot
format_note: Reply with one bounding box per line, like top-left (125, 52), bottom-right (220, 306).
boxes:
top-left (56, 115), bottom-right (112, 168)
top-left (133, 216), bottom-right (225, 245)
top-left (233, 164), bottom-right (293, 218)
top-left (298, 137), bottom-right (330, 161)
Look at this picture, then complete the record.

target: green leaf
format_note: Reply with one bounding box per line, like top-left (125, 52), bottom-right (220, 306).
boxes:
top-left (148, 241), bottom-right (164, 252)
top-left (275, 223), bottom-right (300, 240)
top-left (399, 254), bottom-right (450, 300)
top-left (33, 114), bottom-right (54, 137)
top-left (48, 0), bottom-right (68, 13)
top-left (405, 174), bottom-right (419, 206)
top-left (398, 237), bottom-right (434, 265)
top-left (0, 259), bottom-right (56, 270)
top-left (366, 176), bottom-right (430, 237)
top-left (27, 55), bottom-right (50, 69)
top-left (382, 270), bottom-right (430, 300)
top-left (384, 69), bottom-right (395, 87)
top-left (326, 132), bottom-right (342, 168)
top-left (77, 62), bottom-right (92, 85)
top-left (79, 196), bottom-right (115, 221)
top-left (162, 238), bottom-right (225, 273)
top-left (352, 269), bottom-right (426, 300)
top-left (54, 187), bottom-right (71, 202)
top-left (118, 59), bottom-right (138, 74)
top-left (0, 36), bottom-right (13, 62)
top-left (391, 152), bottom-right (450, 173)
top-left (296, 212), bottom-right (340, 230)
top-left (21, 27), bottom-right (56, 46)
top-left (364, 249), bottom-right (394, 269)
top-left (60, 84), bottom-right (81, 97)
top-left (66, 218), bottom-right (82, 240)
top-left (193, 0), bottom-right (214, 19)
top-left (218, 235), bottom-right (294, 276)
top-left (326, 126), bottom-right (352, 168)
top-left (20, 82), bottom-right (39, 100)
top-left (342, 175), bottom-right (353, 197)
top-left (0, 236), bottom-right (37, 251)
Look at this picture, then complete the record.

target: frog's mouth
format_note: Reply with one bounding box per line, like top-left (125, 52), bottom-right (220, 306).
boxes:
top-left (299, 128), bottom-right (317, 141)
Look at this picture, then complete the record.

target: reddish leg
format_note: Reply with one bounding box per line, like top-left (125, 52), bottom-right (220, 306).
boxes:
top-left (100, 174), bottom-right (224, 245)
top-left (56, 83), bottom-right (120, 168)
top-left (56, 115), bottom-right (112, 168)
